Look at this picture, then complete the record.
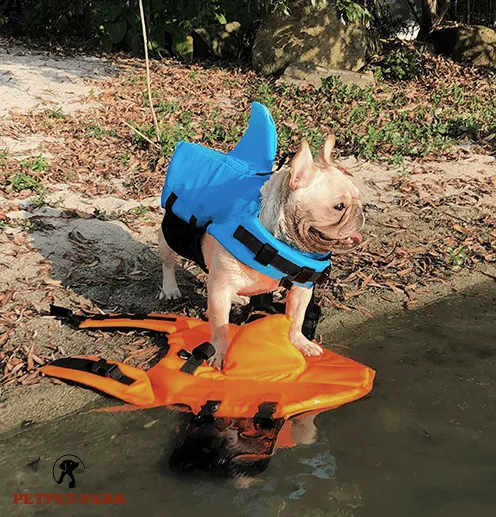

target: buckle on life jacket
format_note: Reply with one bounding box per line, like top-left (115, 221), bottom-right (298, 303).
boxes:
top-left (179, 342), bottom-right (216, 374)
top-left (254, 402), bottom-right (278, 429)
top-left (194, 400), bottom-right (221, 425)
top-left (92, 358), bottom-right (120, 378)
top-left (49, 357), bottom-right (136, 386)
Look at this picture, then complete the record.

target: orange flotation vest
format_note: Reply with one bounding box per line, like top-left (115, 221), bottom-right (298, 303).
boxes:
top-left (42, 309), bottom-right (375, 421)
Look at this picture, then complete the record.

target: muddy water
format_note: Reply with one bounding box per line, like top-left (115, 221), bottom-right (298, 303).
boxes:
top-left (0, 285), bottom-right (495, 516)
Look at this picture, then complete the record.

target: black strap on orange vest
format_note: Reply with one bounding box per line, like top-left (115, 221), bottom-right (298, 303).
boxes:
top-left (50, 357), bottom-right (135, 386)
top-left (179, 342), bottom-right (216, 374)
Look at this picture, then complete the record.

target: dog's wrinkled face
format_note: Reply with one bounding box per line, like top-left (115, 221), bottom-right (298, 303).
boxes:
top-left (283, 136), bottom-right (365, 254)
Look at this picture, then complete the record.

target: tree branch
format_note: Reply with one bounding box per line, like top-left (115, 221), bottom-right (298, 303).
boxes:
top-left (138, 0), bottom-right (161, 144)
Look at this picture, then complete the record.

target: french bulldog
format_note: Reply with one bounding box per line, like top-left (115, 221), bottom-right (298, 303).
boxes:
top-left (158, 135), bottom-right (364, 369)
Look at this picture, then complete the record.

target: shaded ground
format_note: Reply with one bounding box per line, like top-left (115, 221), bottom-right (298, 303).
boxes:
top-left (0, 282), bottom-right (494, 516)
top-left (0, 41), bottom-right (495, 433)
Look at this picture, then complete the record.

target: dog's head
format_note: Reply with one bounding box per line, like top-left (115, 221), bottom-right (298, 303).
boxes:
top-left (282, 135), bottom-right (364, 254)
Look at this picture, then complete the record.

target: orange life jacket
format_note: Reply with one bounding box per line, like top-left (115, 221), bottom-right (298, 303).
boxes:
top-left (42, 311), bottom-right (374, 421)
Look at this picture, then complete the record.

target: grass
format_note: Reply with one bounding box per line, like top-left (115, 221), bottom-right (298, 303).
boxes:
top-left (244, 74), bottom-right (496, 165)
top-left (447, 246), bottom-right (467, 271)
top-left (85, 125), bottom-right (117, 139)
top-left (129, 205), bottom-right (148, 217)
top-left (118, 152), bottom-right (131, 166)
top-left (130, 48), bottom-right (496, 173)
top-left (20, 219), bottom-right (52, 233)
top-left (4, 154), bottom-right (49, 194)
top-left (48, 107), bottom-right (66, 119)
top-left (20, 154), bottom-right (49, 173)
top-left (8, 172), bottom-right (44, 193)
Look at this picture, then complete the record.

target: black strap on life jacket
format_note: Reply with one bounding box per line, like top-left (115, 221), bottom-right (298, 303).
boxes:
top-left (163, 189), bottom-right (331, 289)
top-left (49, 305), bottom-right (177, 329)
top-left (179, 342), bottom-right (216, 374)
top-left (162, 193), bottom-right (210, 273)
top-left (233, 225), bottom-right (331, 289)
top-left (247, 290), bottom-right (321, 341)
top-left (49, 357), bottom-right (136, 386)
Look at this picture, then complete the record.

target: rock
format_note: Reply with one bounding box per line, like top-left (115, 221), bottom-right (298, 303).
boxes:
top-left (278, 62), bottom-right (375, 89)
top-left (252, 0), bottom-right (379, 76)
top-left (428, 25), bottom-right (496, 67)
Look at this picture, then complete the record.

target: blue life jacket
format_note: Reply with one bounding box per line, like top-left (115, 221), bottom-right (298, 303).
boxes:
top-left (160, 102), bottom-right (331, 289)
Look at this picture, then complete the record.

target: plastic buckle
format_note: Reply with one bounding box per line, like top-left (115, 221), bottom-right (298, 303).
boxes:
top-left (254, 243), bottom-right (278, 266)
top-left (180, 342), bottom-right (216, 374)
top-left (254, 402), bottom-right (277, 429)
top-left (177, 349), bottom-right (191, 360)
top-left (92, 359), bottom-right (119, 379)
top-left (293, 266), bottom-right (316, 284)
top-left (316, 265), bottom-right (331, 285)
top-left (194, 400), bottom-right (221, 425)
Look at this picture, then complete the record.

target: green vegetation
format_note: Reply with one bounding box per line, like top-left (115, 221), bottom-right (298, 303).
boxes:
top-left (48, 107), bottom-right (66, 119)
top-left (0, 0), bottom-right (375, 59)
top-left (85, 124), bottom-right (117, 139)
top-left (130, 205), bottom-right (149, 217)
top-left (447, 246), bottom-right (467, 271)
top-left (374, 47), bottom-right (424, 81)
top-left (127, 63), bottom-right (495, 170)
top-left (20, 154), bottom-right (49, 173)
top-left (8, 172), bottom-right (44, 193)
top-left (20, 219), bottom-right (52, 233)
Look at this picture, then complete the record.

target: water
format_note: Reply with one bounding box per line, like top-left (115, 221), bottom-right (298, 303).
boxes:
top-left (1, 285), bottom-right (495, 516)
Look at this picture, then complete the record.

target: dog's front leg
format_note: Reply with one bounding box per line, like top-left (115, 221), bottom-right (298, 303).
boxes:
top-left (286, 286), bottom-right (323, 356)
top-left (206, 272), bottom-right (233, 370)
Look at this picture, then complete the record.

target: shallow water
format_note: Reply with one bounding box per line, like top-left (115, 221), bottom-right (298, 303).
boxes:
top-left (1, 285), bottom-right (495, 516)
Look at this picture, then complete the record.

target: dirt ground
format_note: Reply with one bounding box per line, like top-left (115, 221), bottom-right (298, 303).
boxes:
top-left (0, 44), bottom-right (495, 434)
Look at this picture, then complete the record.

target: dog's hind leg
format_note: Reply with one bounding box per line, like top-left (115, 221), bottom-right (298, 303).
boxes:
top-left (158, 227), bottom-right (182, 300)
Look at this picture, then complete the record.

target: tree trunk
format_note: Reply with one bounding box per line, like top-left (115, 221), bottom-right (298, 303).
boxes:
top-left (419, 0), bottom-right (451, 38)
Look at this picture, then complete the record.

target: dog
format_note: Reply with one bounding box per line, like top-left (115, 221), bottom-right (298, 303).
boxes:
top-left (158, 135), bottom-right (364, 369)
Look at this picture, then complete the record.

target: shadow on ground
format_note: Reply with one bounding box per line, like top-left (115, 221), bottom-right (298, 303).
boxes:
top-left (0, 282), bottom-right (495, 516)
top-left (30, 216), bottom-right (207, 314)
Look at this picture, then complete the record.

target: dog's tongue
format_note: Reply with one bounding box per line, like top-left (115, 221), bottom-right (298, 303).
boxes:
top-left (350, 232), bottom-right (362, 244)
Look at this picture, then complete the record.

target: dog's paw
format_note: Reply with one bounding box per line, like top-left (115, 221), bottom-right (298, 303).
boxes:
top-left (232, 294), bottom-right (250, 306)
top-left (208, 351), bottom-right (225, 370)
top-left (158, 286), bottom-right (182, 301)
top-left (291, 335), bottom-right (323, 357)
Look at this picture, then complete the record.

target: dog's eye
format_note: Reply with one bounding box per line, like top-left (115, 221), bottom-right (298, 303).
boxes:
top-left (334, 203), bottom-right (345, 211)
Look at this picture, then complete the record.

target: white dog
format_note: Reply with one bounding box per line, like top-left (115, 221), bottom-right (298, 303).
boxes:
top-left (158, 135), bottom-right (364, 369)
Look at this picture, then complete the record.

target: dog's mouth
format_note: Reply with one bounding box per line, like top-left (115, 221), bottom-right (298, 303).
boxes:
top-left (309, 227), bottom-right (363, 254)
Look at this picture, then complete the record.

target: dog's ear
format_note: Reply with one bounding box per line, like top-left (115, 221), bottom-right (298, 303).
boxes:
top-left (289, 140), bottom-right (316, 190)
top-left (315, 134), bottom-right (335, 167)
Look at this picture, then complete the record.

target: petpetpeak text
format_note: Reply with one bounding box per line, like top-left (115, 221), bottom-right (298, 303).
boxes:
top-left (13, 493), bottom-right (127, 505)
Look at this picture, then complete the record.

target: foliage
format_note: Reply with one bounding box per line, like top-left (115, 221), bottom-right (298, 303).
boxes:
top-left (8, 172), bottom-right (44, 193)
top-left (446, 245), bottom-right (467, 271)
top-left (0, 0), bottom-right (379, 59)
top-left (334, 0), bottom-right (372, 23)
top-left (375, 47), bottom-right (424, 81)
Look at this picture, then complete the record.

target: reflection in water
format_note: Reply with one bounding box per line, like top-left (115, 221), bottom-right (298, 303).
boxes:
top-left (170, 412), bottom-right (363, 517)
